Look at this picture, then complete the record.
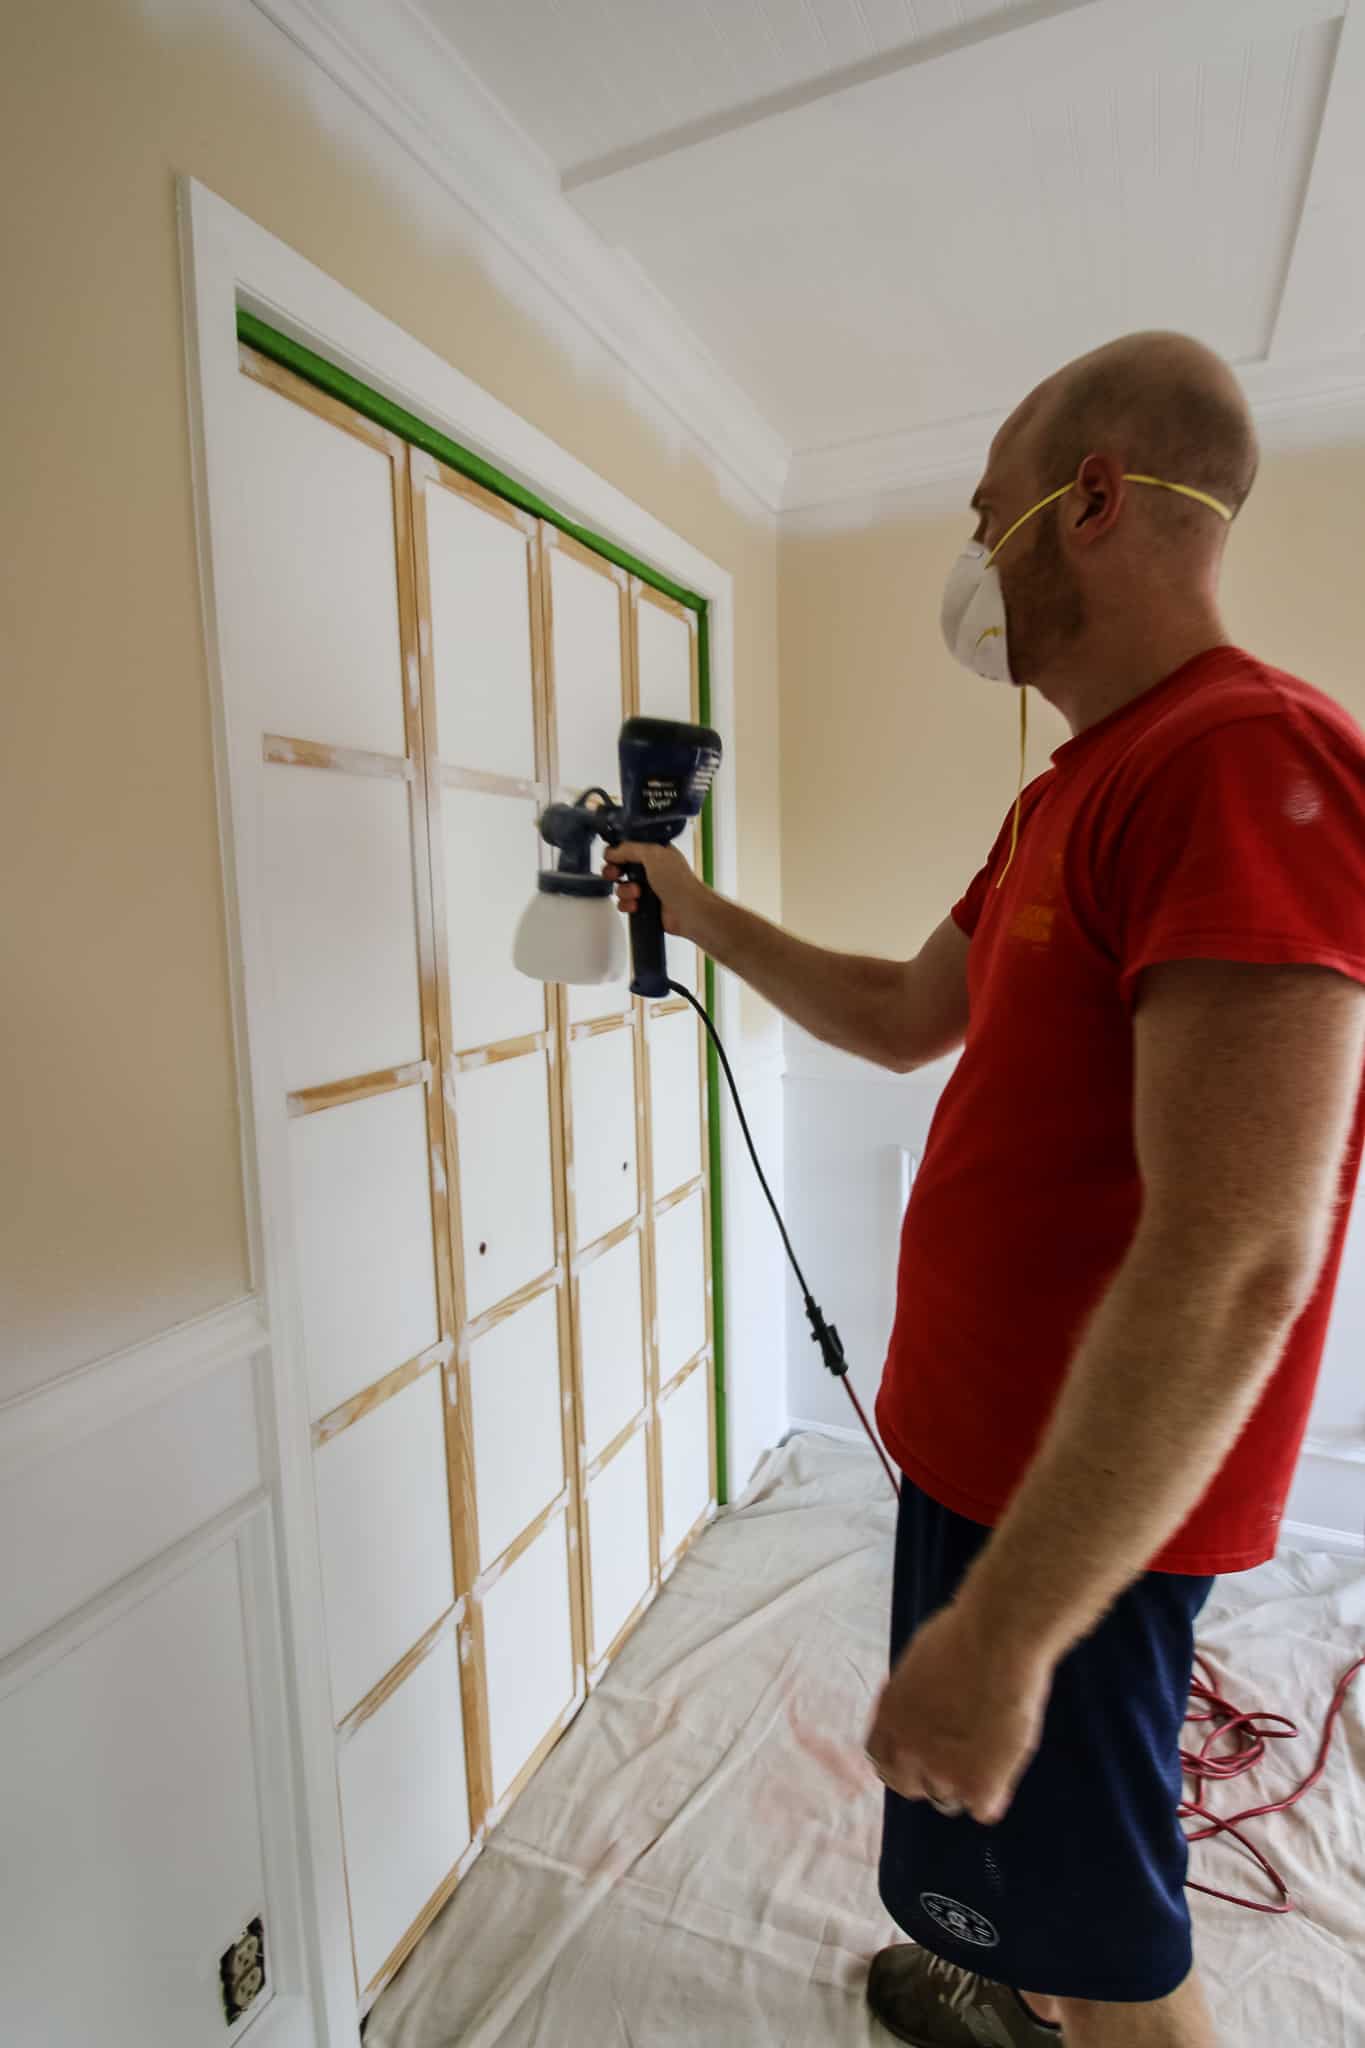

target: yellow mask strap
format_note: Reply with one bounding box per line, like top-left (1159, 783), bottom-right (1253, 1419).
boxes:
top-left (987, 475), bottom-right (1232, 888)
top-left (996, 687), bottom-right (1029, 889)
top-left (987, 474), bottom-right (1233, 565)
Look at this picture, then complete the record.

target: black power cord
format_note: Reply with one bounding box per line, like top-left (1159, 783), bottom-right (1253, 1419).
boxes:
top-left (667, 981), bottom-right (900, 1497)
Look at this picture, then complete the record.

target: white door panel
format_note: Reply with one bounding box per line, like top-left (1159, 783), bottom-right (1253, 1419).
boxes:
top-left (635, 598), bottom-right (693, 726)
top-left (654, 1190), bottom-right (708, 1385)
top-left (660, 1365), bottom-right (711, 1561)
top-left (424, 483), bottom-right (536, 780)
top-left (577, 1231), bottom-right (647, 1461)
top-left (442, 787), bottom-right (547, 1051)
top-left (454, 1052), bottom-right (556, 1318)
top-left (236, 374), bottom-right (407, 757)
top-left (481, 1511), bottom-right (576, 1802)
top-left (648, 1010), bottom-right (703, 1200)
top-left (337, 1634), bottom-right (471, 1992)
top-left (468, 1289), bottom-right (565, 1570)
top-left (569, 1028), bottom-right (639, 1250)
top-left (586, 1433), bottom-right (651, 1664)
top-left (313, 1370), bottom-right (454, 1721)
top-left (288, 1085), bottom-right (439, 1420)
top-left (263, 764), bottom-right (422, 1092)
top-left (550, 548), bottom-right (623, 796)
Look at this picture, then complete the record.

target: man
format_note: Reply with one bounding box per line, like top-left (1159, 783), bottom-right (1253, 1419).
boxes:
top-left (606, 331), bottom-right (1365, 2047)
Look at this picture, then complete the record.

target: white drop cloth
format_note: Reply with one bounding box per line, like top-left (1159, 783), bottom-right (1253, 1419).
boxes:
top-left (366, 1434), bottom-right (1365, 2047)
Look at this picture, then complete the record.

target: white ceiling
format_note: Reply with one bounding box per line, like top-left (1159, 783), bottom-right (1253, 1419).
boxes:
top-left (281, 0), bottom-right (1365, 511)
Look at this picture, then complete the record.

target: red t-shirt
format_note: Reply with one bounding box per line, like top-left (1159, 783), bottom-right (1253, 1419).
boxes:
top-left (876, 648), bottom-right (1365, 1573)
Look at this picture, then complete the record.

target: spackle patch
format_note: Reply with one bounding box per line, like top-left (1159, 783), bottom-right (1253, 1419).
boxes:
top-left (406, 650), bottom-right (420, 705)
top-left (431, 1146), bottom-right (447, 1195)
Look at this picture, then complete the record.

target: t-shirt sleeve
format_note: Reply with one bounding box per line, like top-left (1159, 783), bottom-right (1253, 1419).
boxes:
top-left (951, 859), bottom-right (993, 939)
top-left (1114, 712), bottom-right (1365, 1006)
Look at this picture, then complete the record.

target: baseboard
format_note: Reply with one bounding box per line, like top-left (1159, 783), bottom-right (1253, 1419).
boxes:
top-left (784, 1417), bottom-right (875, 1450)
top-left (1278, 1517), bottom-right (1365, 1559)
top-left (786, 1430), bottom-right (1363, 1558)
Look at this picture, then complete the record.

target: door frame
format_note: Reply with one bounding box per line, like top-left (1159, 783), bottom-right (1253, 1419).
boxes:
top-left (178, 176), bottom-right (744, 2045)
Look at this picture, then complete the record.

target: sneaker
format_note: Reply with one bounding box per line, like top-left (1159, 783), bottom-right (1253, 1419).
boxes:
top-left (867, 1944), bottom-right (1061, 2047)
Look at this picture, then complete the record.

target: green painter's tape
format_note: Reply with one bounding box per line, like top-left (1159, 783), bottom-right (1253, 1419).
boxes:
top-left (697, 607), bottom-right (728, 1506)
top-left (236, 311), bottom-right (705, 614)
top-left (236, 306), bottom-right (728, 1502)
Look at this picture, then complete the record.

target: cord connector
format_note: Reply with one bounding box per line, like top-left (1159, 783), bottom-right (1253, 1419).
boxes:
top-left (804, 1295), bottom-right (847, 1379)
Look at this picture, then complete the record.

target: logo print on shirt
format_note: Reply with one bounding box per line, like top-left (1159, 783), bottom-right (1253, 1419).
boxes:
top-left (919, 1892), bottom-right (1000, 1948)
top-left (1007, 846), bottom-right (1063, 947)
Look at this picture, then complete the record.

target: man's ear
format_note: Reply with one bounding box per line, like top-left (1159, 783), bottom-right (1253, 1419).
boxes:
top-left (1070, 454), bottom-right (1125, 542)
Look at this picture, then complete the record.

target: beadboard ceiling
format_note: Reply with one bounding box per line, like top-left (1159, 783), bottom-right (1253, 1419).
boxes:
top-left (271, 0), bottom-right (1365, 512)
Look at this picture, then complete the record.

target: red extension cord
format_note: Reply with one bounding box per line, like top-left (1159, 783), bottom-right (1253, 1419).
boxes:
top-left (1181, 1648), bottom-right (1365, 1912)
top-left (845, 1384), bottom-right (1361, 1917)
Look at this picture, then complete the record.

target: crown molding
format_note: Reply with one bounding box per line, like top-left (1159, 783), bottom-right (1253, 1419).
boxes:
top-left (248, 0), bottom-right (791, 514)
top-left (783, 351), bottom-right (1365, 526)
top-left (247, 0), bottom-right (1364, 530)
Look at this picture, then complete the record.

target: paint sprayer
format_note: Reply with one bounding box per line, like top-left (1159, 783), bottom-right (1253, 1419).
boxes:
top-left (513, 715), bottom-right (897, 1489)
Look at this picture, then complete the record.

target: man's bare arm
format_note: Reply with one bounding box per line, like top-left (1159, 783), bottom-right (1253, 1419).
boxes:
top-left (606, 840), bottom-right (969, 1073)
top-left (960, 958), bottom-right (1365, 1674)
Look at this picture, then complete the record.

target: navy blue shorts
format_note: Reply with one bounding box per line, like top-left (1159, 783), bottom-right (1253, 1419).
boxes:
top-left (879, 1477), bottom-right (1214, 2004)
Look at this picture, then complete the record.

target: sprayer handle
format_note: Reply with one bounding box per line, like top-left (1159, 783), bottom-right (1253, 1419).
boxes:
top-left (623, 863), bottom-right (670, 999)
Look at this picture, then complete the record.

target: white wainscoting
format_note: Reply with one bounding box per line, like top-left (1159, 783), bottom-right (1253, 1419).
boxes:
top-left (782, 1027), bottom-right (1365, 1557)
top-left (0, 1301), bottom-right (315, 2048)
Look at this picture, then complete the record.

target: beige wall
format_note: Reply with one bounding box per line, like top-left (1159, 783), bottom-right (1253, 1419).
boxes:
top-left (0, 0), bottom-right (780, 1399)
top-left (779, 438), bottom-right (1365, 955)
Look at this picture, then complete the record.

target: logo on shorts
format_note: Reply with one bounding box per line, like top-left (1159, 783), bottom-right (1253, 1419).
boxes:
top-left (919, 1893), bottom-right (1000, 1948)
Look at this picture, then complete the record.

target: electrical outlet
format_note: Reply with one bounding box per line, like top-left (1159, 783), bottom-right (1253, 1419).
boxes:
top-left (220, 1917), bottom-right (266, 2026)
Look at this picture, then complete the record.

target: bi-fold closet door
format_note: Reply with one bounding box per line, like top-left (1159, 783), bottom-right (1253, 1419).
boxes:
top-left (230, 343), bottom-right (716, 2014)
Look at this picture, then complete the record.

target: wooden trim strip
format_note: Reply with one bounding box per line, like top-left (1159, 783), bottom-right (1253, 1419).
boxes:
top-left (312, 1337), bottom-right (451, 1447)
top-left (400, 436), bottom-right (495, 1832)
top-left (532, 532), bottom-right (591, 1700)
top-left (240, 341), bottom-right (401, 461)
top-left (461, 1266), bottom-right (561, 1350)
top-left (287, 1059), bottom-right (430, 1119)
top-left (335, 1598), bottom-right (463, 1745)
top-left (408, 444), bottom-right (539, 539)
top-left (583, 1406), bottom-right (648, 1485)
top-left (472, 1486), bottom-right (571, 1600)
top-left (454, 1031), bottom-right (548, 1069)
top-left (646, 994), bottom-right (693, 1019)
top-left (263, 733), bottom-right (412, 782)
top-left (632, 576), bottom-right (696, 633)
top-left (570, 1212), bottom-right (641, 1275)
top-left (659, 1345), bottom-right (711, 1403)
top-left (654, 1172), bottom-right (706, 1219)
top-left (547, 523), bottom-right (631, 589)
top-left (438, 761), bottom-right (544, 802)
top-left (567, 1011), bottom-right (634, 1042)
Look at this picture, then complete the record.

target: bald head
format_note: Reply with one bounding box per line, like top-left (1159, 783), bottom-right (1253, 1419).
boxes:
top-left (1018, 331), bottom-right (1259, 535)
